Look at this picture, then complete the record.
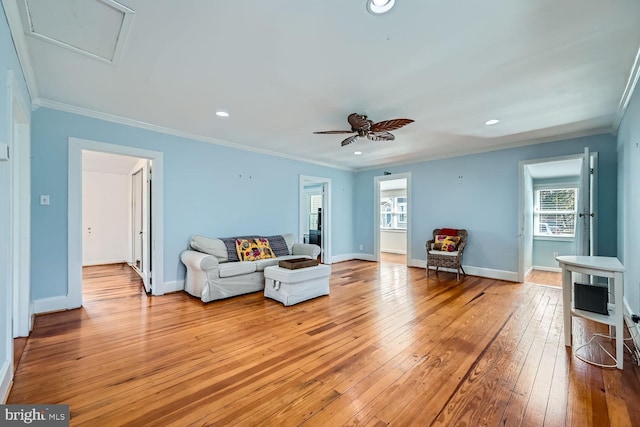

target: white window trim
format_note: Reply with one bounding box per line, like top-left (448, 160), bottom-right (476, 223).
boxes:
top-left (533, 185), bottom-right (578, 239)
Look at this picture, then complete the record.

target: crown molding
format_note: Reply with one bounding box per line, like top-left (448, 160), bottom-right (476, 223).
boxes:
top-left (613, 44), bottom-right (640, 130)
top-left (2, 0), bottom-right (39, 101)
top-left (33, 97), bottom-right (354, 172)
top-left (353, 126), bottom-right (614, 172)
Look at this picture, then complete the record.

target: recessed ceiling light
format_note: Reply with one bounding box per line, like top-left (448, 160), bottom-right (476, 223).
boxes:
top-left (484, 119), bottom-right (500, 125)
top-left (216, 111), bottom-right (229, 117)
top-left (367, 0), bottom-right (395, 14)
top-left (354, 151), bottom-right (363, 155)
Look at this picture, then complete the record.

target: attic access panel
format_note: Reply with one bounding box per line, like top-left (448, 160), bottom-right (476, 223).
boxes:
top-left (20, 0), bottom-right (134, 64)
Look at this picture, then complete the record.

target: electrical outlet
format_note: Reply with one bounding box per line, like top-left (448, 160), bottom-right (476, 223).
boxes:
top-left (553, 252), bottom-right (558, 258)
top-left (359, 244), bottom-right (363, 251)
top-left (40, 195), bottom-right (50, 206)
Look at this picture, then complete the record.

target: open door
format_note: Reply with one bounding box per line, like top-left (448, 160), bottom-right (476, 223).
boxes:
top-left (576, 147), bottom-right (593, 257)
top-left (131, 159), bottom-right (152, 292)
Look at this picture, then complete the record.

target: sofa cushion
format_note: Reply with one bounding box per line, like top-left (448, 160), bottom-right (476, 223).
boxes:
top-left (190, 235), bottom-right (228, 262)
top-left (218, 261), bottom-right (257, 278)
top-left (223, 235), bottom-right (290, 262)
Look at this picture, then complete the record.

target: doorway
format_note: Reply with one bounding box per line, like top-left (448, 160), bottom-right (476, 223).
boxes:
top-left (518, 150), bottom-right (597, 283)
top-left (299, 175), bottom-right (331, 264)
top-left (69, 138), bottom-right (165, 309)
top-left (374, 173), bottom-right (411, 265)
top-left (81, 151), bottom-right (151, 293)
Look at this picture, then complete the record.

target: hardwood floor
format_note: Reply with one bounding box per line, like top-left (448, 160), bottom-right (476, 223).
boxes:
top-left (380, 252), bottom-right (406, 264)
top-left (9, 262), bottom-right (640, 426)
top-left (526, 269), bottom-right (562, 287)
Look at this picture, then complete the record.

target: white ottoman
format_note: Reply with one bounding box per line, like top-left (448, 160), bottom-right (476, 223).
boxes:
top-left (264, 264), bottom-right (331, 306)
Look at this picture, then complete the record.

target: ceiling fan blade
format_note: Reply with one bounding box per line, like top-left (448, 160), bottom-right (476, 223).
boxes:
top-left (341, 135), bottom-right (359, 146)
top-left (370, 118), bottom-right (414, 132)
top-left (367, 132), bottom-right (395, 142)
top-left (347, 113), bottom-right (372, 131)
top-left (313, 130), bottom-right (355, 134)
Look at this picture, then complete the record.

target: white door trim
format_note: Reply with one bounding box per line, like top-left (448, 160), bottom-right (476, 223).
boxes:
top-left (374, 172), bottom-right (411, 263)
top-left (299, 175), bottom-right (332, 264)
top-left (68, 138), bottom-right (165, 308)
top-left (8, 69), bottom-right (31, 338)
top-left (517, 153), bottom-right (586, 282)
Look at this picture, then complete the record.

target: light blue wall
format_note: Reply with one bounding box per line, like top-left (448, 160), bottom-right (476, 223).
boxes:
top-left (354, 134), bottom-right (618, 275)
top-left (532, 239), bottom-right (575, 268)
top-left (617, 82), bottom-right (640, 314)
top-left (1, 3), bottom-right (31, 390)
top-left (30, 108), bottom-right (355, 300)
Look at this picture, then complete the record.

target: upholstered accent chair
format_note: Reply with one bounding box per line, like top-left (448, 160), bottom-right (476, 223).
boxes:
top-left (426, 228), bottom-right (467, 280)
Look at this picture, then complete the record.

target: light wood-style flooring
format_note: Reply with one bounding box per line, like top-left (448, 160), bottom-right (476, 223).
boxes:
top-left (9, 262), bottom-right (640, 426)
top-left (526, 269), bottom-right (562, 287)
top-left (380, 252), bottom-right (406, 264)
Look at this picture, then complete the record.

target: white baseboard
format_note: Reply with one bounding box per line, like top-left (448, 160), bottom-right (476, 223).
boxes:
top-left (82, 259), bottom-right (128, 267)
top-left (532, 265), bottom-right (562, 273)
top-left (411, 258), bottom-right (518, 281)
top-left (163, 280), bottom-right (184, 293)
top-left (33, 295), bottom-right (69, 314)
top-left (0, 359), bottom-right (12, 404)
top-left (331, 253), bottom-right (376, 263)
top-left (624, 298), bottom-right (640, 363)
top-left (380, 249), bottom-right (406, 255)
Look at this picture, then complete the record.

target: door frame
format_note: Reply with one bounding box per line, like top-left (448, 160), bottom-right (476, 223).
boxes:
top-left (129, 159), bottom-right (152, 291)
top-left (517, 152), bottom-right (592, 282)
top-left (8, 69), bottom-right (31, 338)
top-left (299, 175), bottom-right (331, 264)
top-left (374, 172), bottom-right (411, 263)
top-left (68, 138), bottom-right (165, 307)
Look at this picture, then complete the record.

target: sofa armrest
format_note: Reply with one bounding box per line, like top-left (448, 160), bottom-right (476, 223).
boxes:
top-left (292, 243), bottom-right (321, 259)
top-left (181, 250), bottom-right (220, 298)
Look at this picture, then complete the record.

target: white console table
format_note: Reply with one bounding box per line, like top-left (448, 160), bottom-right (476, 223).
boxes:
top-left (556, 256), bottom-right (625, 369)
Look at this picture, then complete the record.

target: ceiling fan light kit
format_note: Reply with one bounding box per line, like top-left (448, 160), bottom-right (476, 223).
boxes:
top-left (367, 0), bottom-right (395, 14)
top-left (314, 113), bottom-right (414, 147)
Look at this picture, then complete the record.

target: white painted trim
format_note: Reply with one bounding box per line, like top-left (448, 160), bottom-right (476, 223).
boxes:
top-left (381, 249), bottom-right (406, 255)
top-left (69, 138), bottom-right (165, 309)
top-left (33, 296), bottom-right (68, 314)
top-left (8, 69), bottom-right (32, 338)
top-left (22, 0), bottom-right (134, 65)
top-left (331, 253), bottom-right (376, 263)
top-left (518, 153), bottom-right (587, 284)
top-left (415, 258), bottom-right (519, 282)
top-left (614, 45), bottom-right (640, 130)
top-left (624, 298), bottom-right (640, 364)
top-left (35, 98), bottom-right (352, 171)
top-left (0, 359), bottom-right (12, 403)
top-left (1, 0), bottom-right (38, 100)
top-left (163, 280), bottom-right (185, 293)
top-left (355, 127), bottom-right (613, 172)
top-left (83, 259), bottom-right (128, 267)
top-left (532, 266), bottom-right (562, 273)
top-left (374, 173), bottom-right (411, 263)
top-left (299, 175), bottom-right (332, 264)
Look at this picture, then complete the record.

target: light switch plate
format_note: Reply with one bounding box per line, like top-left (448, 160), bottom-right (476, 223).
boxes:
top-left (40, 195), bottom-right (50, 206)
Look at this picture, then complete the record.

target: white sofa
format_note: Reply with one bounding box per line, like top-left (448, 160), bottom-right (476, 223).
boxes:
top-left (180, 233), bottom-right (321, 302)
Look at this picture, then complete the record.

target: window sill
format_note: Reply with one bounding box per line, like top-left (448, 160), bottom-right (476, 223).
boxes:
top-left (534, 235), bottom-right (575, 242)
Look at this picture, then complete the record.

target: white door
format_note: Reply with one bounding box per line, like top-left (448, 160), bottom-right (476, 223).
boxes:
top-left (131, 160), bottom-right (152, 292)
top-left (576, 147), bottom-right (592, 257)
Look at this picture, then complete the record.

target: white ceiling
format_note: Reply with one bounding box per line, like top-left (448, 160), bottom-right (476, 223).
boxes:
top-left (6, 0), bottom-right (640, 171)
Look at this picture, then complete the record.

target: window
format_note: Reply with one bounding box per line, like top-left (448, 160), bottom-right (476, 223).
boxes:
top-left (380, 196), bottom-right (407, 229)
top-left (534, 187), bottom-right (578, 237)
